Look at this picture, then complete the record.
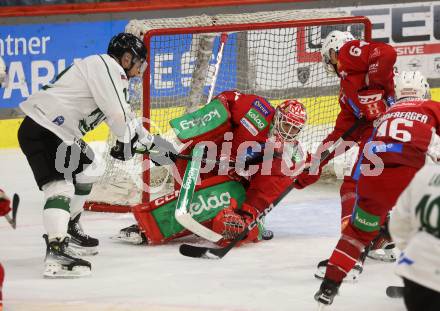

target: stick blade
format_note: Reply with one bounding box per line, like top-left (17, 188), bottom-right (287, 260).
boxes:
top-left (179, 244), bottom-right (221, 259)
top-left (386, 286), bottom-right (403, 298)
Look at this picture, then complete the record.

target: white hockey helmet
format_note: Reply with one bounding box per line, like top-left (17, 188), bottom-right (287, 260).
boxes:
top-left (321, 30), bottom-right (355, 74)
top-left (273, 99), bottom-right (307, 142)
top-left (394, 71), bottom-right (430, 101)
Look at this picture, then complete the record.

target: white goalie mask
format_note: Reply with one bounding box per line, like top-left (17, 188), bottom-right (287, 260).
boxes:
top-left (394, 71), bottom-right (430, 101)
top-left (273, 99), bottom-right (307, 143)
top-left (321, 30), bottom-right (355, 74)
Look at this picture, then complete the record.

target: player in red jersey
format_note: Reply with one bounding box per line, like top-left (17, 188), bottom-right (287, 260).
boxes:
top-left (293, 31), bottom-right (397, 277)
top-left (315, 71), bottom-right (437, 306)
top-left (294, 30), bottom-right (397, 227)
top-left (117, 91), bottom-right (307, 246)
top-left (0, 189), bottom-right (13, 309)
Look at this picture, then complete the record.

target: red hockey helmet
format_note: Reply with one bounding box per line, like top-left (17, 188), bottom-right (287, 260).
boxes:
top-left (273, 99), bottom-right (307, 142)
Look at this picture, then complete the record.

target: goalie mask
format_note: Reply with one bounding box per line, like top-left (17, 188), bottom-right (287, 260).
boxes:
top-left (108, 33), bottom-right (147, 76)
top-left (321, 30), bottom-right (355, 75)
top-left (273, 99), bottom-right (307, 142)
top-left (394, 71), bottom-right (430, 101)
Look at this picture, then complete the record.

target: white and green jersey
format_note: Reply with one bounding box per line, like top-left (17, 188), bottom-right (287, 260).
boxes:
top-left (20, 54), bottom-right (137, 144)
top-left (390, 162), bottom-right (440, 292)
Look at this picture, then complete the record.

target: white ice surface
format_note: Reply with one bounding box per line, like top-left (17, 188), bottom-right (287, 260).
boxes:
top-left (0, 149), bottom-right (406, 311)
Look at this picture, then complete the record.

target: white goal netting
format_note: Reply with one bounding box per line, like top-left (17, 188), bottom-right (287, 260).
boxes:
top-left (86, 9), bottom-right (370, 211)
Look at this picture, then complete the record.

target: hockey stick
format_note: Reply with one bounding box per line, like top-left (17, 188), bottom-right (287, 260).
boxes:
top-left (206, 33), bottom-right (228, 104)
top-left (4, 193), bottom-right (19, 229)
top-left (175, 145), bottom-right (223, 242)
top-left (179, 118), bottom-right (366, 259)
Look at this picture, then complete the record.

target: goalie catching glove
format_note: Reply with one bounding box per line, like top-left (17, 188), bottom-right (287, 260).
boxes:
top-left (212, 198), bottom-right (261, 247)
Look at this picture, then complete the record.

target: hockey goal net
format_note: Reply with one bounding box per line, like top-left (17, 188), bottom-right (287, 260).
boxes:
top-left (85, 10), bottom-right (371, 213)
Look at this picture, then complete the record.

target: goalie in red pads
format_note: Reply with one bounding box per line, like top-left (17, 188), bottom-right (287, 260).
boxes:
top-left (117, 91), bottom-right (307, 246)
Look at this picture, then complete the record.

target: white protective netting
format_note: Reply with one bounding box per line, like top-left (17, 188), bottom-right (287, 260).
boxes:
top-left (87, 9), bottom-right (369, 209)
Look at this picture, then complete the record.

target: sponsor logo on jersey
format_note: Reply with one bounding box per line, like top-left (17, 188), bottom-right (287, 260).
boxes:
top-left (245, 108), bottom-right (268, 131)
top-left (179, 109), bottom-right (221, 130)
top-left (52, 115), bottom-right (65, 126)
top-left (240, 117), bottom-right (258, 136)
top-left (252, 99), bottom-right (271, 116)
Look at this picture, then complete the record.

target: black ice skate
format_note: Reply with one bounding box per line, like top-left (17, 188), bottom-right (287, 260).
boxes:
top-left (314, 259), bottom-right (363, 282)
top-left (67, 214), bottom-right (99, 256)
top-left (112, 224), bottom-right (147, 245)
top-left (367, 225), bottom-right (396, 262)
top-left (43, 234), bottom-right (91, 278)
top-left (314, 278), bottom-right (341, 307)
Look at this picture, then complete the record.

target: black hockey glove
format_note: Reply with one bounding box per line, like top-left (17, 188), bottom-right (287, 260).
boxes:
top-left (110, 134), bottom-right (138, 161)
top-left (147, 135), bottom-right (178, 166)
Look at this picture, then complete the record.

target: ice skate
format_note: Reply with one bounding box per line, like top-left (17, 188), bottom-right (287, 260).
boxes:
top-left (314, 259), bottom-right (363, 282)
top-left (67, 214), bottom-right (99, 256)
top-left (367, 229), bottom-right (396, 262)
top-left (43, 234), bottom-right (91, 278)
top-left (314, 278), bottom-right (341, 307)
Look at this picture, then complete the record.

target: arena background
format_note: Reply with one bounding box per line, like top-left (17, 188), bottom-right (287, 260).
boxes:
top-left (1, 0), bottom-right (439, 148)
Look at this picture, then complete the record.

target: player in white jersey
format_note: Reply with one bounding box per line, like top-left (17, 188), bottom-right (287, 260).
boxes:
top-left (17, 33), bottom-right (178, 278)
top-left (389, 162), bottom-right (440, 311)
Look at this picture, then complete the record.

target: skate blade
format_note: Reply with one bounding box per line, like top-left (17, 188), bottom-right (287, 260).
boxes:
top-left (367, 250), bottom-right (396, 262)
top-left (67, 244), bottom-right (98, 256)
top-left (43, 264), bottom-right (91, 279)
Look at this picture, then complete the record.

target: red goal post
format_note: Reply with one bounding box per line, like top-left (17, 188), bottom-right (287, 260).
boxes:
top-left (85, 10), bottom-right (371, 213)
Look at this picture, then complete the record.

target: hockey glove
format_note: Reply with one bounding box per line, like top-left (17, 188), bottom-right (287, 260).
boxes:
top-left (0, 189), bottom-right (11, 217)
top-left (212, 198), bottom-right (259, 246)
top-left (358, 89), bottom-right (387, 121)
top-left (146, 135), bottom-right (178, 166)
top-left (293, 153), bottom-right (323, 189)
top-left (110, 134), bottom-right (138, 161)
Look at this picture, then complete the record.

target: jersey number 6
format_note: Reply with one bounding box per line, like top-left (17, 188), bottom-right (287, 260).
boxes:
top-left (376, 118), bottom-right (413, 143)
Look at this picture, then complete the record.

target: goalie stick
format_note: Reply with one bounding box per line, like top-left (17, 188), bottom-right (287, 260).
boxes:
top-left (4, 193), bottom-right (19, 229)
top-left (175, 145), bottom-right (223, 242)
top-left (180, 118), bottom-right (366, 259)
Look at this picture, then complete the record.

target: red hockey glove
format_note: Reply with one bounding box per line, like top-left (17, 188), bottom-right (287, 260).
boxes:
top-left (293, 153), bottom-right (323, 189)
top-left (358, 89), bottom-right (387, 121)
top-left (0, 189), bottom-right (11, 217)
top-left (212, 198), bottom-right (259, 246)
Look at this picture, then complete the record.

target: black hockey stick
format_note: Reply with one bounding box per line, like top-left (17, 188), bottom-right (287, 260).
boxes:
top-left (4, 193), bottom-right (19, 229)
top-left (179, 118), bottom-right (366, 259)
top-left (386, 286), bottom-right (403, 298)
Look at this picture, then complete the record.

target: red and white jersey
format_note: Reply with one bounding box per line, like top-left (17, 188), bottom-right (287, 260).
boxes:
top-left (337, 40), bottom-right (397, 117)
top-left (215, 90), bottom-right (276, 158)
top-left (369, 99), bottom-right (440, 168)
top-left (320, 40), bottom-right (397, 157)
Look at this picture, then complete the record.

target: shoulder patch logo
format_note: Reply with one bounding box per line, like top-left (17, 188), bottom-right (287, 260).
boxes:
top-left (240, 117), bottom-right (258, 136)
top-left (245, 108), bottom-right (268, 131)
top-left (252, 99), bottom-right (271, 116)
